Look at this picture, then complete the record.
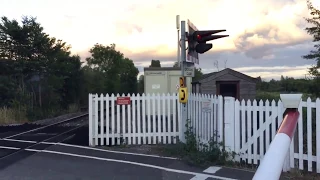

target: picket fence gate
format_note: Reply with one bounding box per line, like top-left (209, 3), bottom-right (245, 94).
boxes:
top-left (226, 97), bottom-right (320, 173)
top-left (88, 93), bottom-right (320, 173)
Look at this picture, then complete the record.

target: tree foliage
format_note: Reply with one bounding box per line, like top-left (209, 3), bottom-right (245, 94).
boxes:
top-left (0, 16), bottom-right (139, 122)
top-left (84, 43), bottom-right (139, 95)
top-left (149, 60), bottom-right (161, 67)
top-left (256, 75), bottom-right (317, 101)
top-left (303, 0), bottom-right (320, 96)
top-left (303, 0), bottom-right (320, 75)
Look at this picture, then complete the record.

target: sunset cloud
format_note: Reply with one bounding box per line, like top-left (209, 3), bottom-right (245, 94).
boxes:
top-left (0, 0), bottom-right (318, 80)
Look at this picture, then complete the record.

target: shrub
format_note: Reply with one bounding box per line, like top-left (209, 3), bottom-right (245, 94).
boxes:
top-left (164, 119), bottom-right (236, 167)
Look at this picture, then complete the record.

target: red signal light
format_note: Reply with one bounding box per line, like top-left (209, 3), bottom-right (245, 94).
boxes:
top-left (197, 34), bottom-right (201, 40)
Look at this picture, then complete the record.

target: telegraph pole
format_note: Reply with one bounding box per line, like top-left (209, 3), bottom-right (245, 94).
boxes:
top-left (176, 15), bottom-right (180, 67)
top-left (180, 20), bottom-right (187, 143)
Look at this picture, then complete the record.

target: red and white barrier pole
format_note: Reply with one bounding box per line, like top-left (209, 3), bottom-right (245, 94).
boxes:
top-left (253, 94), bottom-right (302, 180)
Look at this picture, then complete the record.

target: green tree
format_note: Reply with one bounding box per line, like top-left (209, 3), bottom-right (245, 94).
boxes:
top-left (85, 43), bottom-right (139, 94)
top-left (149, 59), bottom-right (161, 67)
top-left (0, 16), bottom-right (83, 120)
top-left (303, 0), bottom-right (320, 96)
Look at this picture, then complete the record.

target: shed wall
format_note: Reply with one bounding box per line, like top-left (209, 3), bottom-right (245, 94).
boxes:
top-left (199, 73), bottom-right (256, 101)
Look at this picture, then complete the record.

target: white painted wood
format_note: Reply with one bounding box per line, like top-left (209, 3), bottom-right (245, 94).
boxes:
top-left (89, 94), bottom-right (93, 146)
top-left (116, 93), bottom-right (120, 145)
top-left (240, 99), bottom-right (246, 160)
top-left (100, 94), bottom-right (104, 146)
top-left (172, 94), bottom-right (177, 144)
top-left (137, 94), bottom-right (141, 144)
top-left (147, 93), bottom-right (151, 144)
top-left (247, 99), bottom-right (252, 164)
top-left (111, 94), bottom-right (115, 145)
top-left (192, 94), bottom-right (196, 137)
top-left (167, 93), bottom-right (171, 144)
top-left (88, 93), bottom-right (320, 173)
top-left (252, 100), bottom-right (258, 164)
top-left (94, 94), bottom-right (98, 146)
top-left (157, 93), bottom-right (161, 144)
top-left (121, 94), bottom-right (126, 144)
top-left (162, 94), bottom-right (167, 144)
top-left (106, 94), bottom-right (110, 146)
top-left (259, 100), bottom-right (264, 160)
top-left (307, 97), bottom-right (312, 171)
top-left (265, 100), bottom-right (270, 152)
top-left (142, 94), bottom-right (146, 144)
top-left (234, 100), bottom-right (240, 161)
top-left (127, 94), bottom-right (132, 145)
top-left (316, 98), bottom-right (320, 173)
top-left (132, 94), bottom-right (136, 145)
top-left (218, 96), bottom-right (223, 143)
top-left (298, 101), bottom-right (303, 170)
top-left (152, 93), bottom-right (156, 144)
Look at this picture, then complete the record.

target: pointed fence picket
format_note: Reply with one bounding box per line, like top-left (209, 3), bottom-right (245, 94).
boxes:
top-left (229, 97), bottom-right (320, 173)
top-left (89, 93), bottom-right (181, 146)
top-left (233, 99), bottom-right (284, 165)
top-left (89, 93), bottom-right (320, 173)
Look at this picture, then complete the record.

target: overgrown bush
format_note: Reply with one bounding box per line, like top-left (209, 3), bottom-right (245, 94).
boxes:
top-left (164, 119), bottom-right (236, 167)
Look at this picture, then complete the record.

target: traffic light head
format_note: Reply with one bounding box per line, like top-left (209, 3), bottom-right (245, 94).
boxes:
top-left (195, 43), bottom-right (212, 54)
top-left (188, 30), bottom-right (229, 54)
top-left (192, 30), bottom-right (228, 42)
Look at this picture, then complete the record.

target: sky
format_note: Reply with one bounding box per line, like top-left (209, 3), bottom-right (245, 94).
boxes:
top-left (1, 0), bottom-right (320, 81)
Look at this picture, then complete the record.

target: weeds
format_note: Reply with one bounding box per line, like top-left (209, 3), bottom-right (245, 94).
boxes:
top-left (0, 106), bottom-right (27, 125)
top-left (0, 103), bottom-right (80, 125)
top-left (162, 119), bottom-right (236, 167)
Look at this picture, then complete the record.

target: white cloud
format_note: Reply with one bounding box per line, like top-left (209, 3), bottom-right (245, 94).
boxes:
top-left (1, 0), bottom-right (318, 80)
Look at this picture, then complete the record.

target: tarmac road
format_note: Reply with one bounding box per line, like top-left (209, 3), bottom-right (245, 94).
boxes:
top-left (0, 142), bottom-right (256, 180)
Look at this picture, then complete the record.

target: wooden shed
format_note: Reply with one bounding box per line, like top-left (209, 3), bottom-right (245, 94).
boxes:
top-left (191, 68), bottom-right (260, 101)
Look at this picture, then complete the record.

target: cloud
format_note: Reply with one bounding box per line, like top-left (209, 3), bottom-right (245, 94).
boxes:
top-left (232, 0), bottom-right (312, 59)
top-left (114, 21), bottom-right (143, 36)
top-left (2, 0), bottom-right (318, 81)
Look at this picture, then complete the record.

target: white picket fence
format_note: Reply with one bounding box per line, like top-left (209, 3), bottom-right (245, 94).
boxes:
top-left (186, 94), bottom-right (224, 146)
top-left (88, 93), bottom-right (320, 173)
top-left (88, 93), bottom-right (224, 147)
top-left (89, 93), bottom-right (181, 146)
top-left (225, 97), bottom-right (320, 173)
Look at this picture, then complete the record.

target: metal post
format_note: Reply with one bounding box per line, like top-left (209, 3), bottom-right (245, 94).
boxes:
top-left (176, 15), bottom-right (180, 67)
top-left (180, 20), bottom-right (187, 143)
top-left (177, 29), bottom-right (180, 67)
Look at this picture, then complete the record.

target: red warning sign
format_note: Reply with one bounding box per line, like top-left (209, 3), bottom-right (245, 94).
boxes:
top-left (116, 97), bottom-right (131, 105)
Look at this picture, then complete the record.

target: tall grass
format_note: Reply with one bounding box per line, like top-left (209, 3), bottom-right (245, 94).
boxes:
top-left (0, 103), bottom-right (80, 125)
top-left (68, 103), bottom-right (79, 113)
top-left (0, 107), bottom-right (27, 125)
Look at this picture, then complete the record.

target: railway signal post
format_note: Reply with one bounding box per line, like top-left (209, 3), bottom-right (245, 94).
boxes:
top-left (178, 19), bottom-right (229, 143)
